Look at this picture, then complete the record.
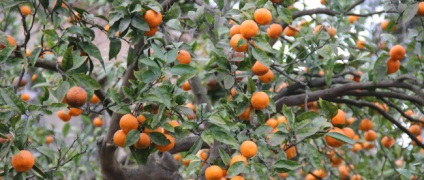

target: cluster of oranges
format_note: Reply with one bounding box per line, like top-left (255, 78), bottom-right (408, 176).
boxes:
top-left (251, 61), bottom-right (274, 84)
top-left (56, 86), bottom-right (101, 123)
top-left (112, 113), bottom-right (176, 152)
top-left (386, 45), bottom-right (405, 74)
top-left (205, 140), bottom-right (257, 180)
top-left (239, 91), bottom-right (270, 120)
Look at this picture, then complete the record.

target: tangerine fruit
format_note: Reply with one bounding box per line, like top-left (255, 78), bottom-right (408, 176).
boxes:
top-left (240, 140), bottom-right (257, 158)
top-left (119, 114), bottom-right (139, 133)
top-left (144, 9), bottom-right (162, 27)
top-left (251, 91), bottom-right (269, 110)
top-left (11, 150), bottom-right (34, 172)
top-left (240, 20), bottom-right (259, 39)
top-left (177, 50), bottom-right (191, 64)
top-left (254, 8), bottom-right (272, 25)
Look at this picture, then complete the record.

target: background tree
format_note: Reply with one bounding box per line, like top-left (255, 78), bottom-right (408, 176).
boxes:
top-left (0, 0), bottom-right (424, 179)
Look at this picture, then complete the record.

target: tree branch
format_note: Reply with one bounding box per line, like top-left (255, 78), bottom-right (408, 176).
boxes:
top-left (324, 98), bottom-right (424, 149)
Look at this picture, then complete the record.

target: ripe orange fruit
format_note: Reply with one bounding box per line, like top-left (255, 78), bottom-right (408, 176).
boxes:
top-left (254, 8), bottom-right (272, 25)
top-left (90, 94), bottom-right (100, 104)
top-left (239, 106), bottom-right (251, 121)
top-left (277, 116), bottom-right (288, 125)
top-left (68, 108), bottom-right (83, 116)
top-left (65, 86), bottom-right (87, 108)
top-left (353, 71), bottom-right (362, 82)
top-left (417, 2), bottom-right (424, 16)
top-left (144, 26), bottom-right (158, 36)
top-left (119, 114), bottom-right (139, 133)
top-left (20, 5), bottom-right (31, 16)
top-left (182, 81), bottom-right (191, 91)
top-left (134, 133), bottom-right (151, 149)
top-left (229, 155), bottom-right (248, 166)
top-left (155, 134), bottom-right (175, 152)
top-left (177, 50), bottom-right (191, 64)
top-left (0, 35), bottom-right (17, 49)
top-left (230, 34), bottom-right (248, 52)
top-left (330, 155), bottom-right (342, 166)
top-left (13, 77), bottom-right (28, 87)
top-left (11, 150), bottom-right (34, 172)
top-left (266, 118), bottom-right (278, 128)
top-left (20, 93), bottom-right (30, 101)
top-left (240, 20), bottom-right (259, 39)
top-left (348, 15), bottom-right (359, 23)
top-left (364, 130), bottom-right (377, 141)
top-left (136, 114), bottom-right (146, 124)
top-left (313, 25), bottom-right (323, 34)
top-left (342, 127), bottom-right (355, 139)
top-left (93, 117), bottom-right (103, 127)
top-left (346, 117), bottom-right (355, 126)
top-left (305, 174), bottom-right (316, 180)
top-left (205, 165), bottom-right (224, 180)
top-left (45, 135), bottom-right (54, 144)
top-left (113, 129), bottom-right (127, 147)
top-left (409, 125), bottom-right (422, 136)
top-left (252, 61), bottom-right (269, 76)
top-left (356, 40), bottom-right (365, 49)
top-left (404, 110), bottom-right (414, 116)
top-left (312, 169), bottom-right (327, 178)
top-left (258, 70), bottom-right (274, 83)
top-left (57, 110), bottom-right (71, 122)
top-left (359, 118), bottom-right (373, 131)
top-left (240, 140), bottom-right (257, 158)
top-left (30, 74), bottom-right (37, 81)
top-left (230, 176), bottom-right (245, 180)
top-left (199, 150), bottom-right (208, 161)
top-left (325, 127), bottom-right (346, 147)
top-left (327, 27), bottom-right (336, 37)
top-left (229, 25), bottom-right (241, 37)
top-left (338, 165), bottom-right (349, 178)
top-left (411, 135), bottom-right (423, 146)
top-left (351, 143), bottom-right (362, 152)
top-left (168, 120), bottom-right (180, 127)
top-left (271, 0), bottom-right (281, 3)
top-left (279, 172), bottom-right (288, 178)
top-left (351, 174), bottom-right (362, 180)
top-left (389, 45), bottom-right (406, 60)
top-left (284, 145), bottom-right (297, 159)
top-left (320, 0), bottom-right (326, 5)
top-left (374, 102), bottom-right (389, 112)
top-left (182, 159), bottom-right (191, 166)
top-left (331, 109), bottom-right (346, 127)
top-left (381, 136), bottom-right (395, 148)
top-left (386, 58), bottom-right (400, 74)
top-left (267, 23), bottom-right (283, 39)
top-left (381, 20), bottom-right (389, 30)
top-left (251, 91), bottom-right (269, 110)
top-left (173, 153), bottom-right (182, 161)
top-left (284, 26), bottom-right (298, 37)
top-left (144, 9), bottom-right (162, 27)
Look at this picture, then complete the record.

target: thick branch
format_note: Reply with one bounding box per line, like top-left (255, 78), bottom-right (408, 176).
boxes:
top-left (274, 78), bottom-right (424, 111)
top-left (324, 98), bottom-right (424, 149)
top-left (169, 136), bottom-right (209, 154)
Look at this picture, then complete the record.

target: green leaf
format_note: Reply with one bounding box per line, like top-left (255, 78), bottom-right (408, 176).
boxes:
top-left (227, 161), bottom-right (246, 178)
top-left (29, 47), bottom-right (42, 67)
top-left (78, 42), bottom-right (105, 70)
top-left (36, 146), bottom-right (55, 160)
top-left (165, 49), bottom-right (178, 64)
top-left (247, 77), bottom-right (256, 94)
top-left (186, 137), bottom-right (203, 155)
top-left (109, 38), bottom-right (121, 60)
top-left (61, 47), bottom-right (74, 71)
top-left (170, 64), bottom-right (197, 76)
top-left (326, 132), bottom-right (354, 144)
top-left (149, 132), bottom-right (170, 146)
top-left (119, 16), bottom-right (131, 33)
top-left (402, 4), bottom-right (419, 23)
top-left (164, 4), bottom-right (181, 21)
top-left (131, 16), bottom-right (150, 31)
top-left (223, 74), bottom-right (235, 90)
top-left (71, 73), bottom-right (101, 90)
top-left (250, 162), bottom-right (267, 180)
top-left (31, 165), bottom-right (47, 179)
top-left (396, 168), bottom-right (412, 179)
top-left (269, 131), bottom-right (287, 146)
top-left (201, 129), bottom-right (214, 145)
top-left (278, 7), bottom-right (293, 24)
top-left (282, 105), bottom-right (294, 127)
top-left (42, 29), bottom-right (59, 39)
top-left (251, 48), bottom-right (270, 67)
top-left (0, 88), bottom-right (25, 113)
top-left (295, 111), bottom-right (319, 122)
top-left (212, 130), bottom-right (238, 147)
top-left (62, 123), bottom-right (70, 137)
top-left (372, 56), bottom-right (388, 82)
top-left (166, 19), bottom-right (183, 31)
top-left (318, 99), bottom-right (338, 119)
top-left (218, 148), bottom-right (231, 166)
top-left (274, 160), bottom-right (301, 172)
top-left (124, 130), bottom-right (140, 147)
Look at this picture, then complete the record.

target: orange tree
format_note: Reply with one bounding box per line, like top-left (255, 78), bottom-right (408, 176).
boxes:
top-left (0, 0), bottom-right (424, 179)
